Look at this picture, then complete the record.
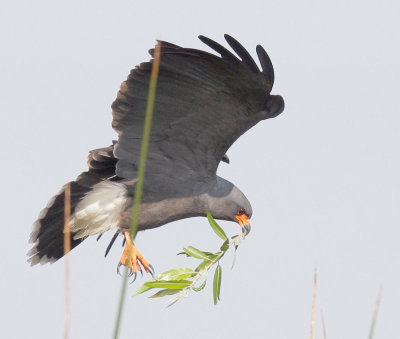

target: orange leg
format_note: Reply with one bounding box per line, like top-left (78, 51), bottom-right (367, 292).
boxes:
top-left (119, 231), bottom-right (154, 277)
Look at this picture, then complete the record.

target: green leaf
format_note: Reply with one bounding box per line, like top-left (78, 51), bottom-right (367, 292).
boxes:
top-left (192, 280), bottom-right (207, 292)
top-left (149, 288), bottom-right (182, 299)
top-left (183, 246), bottom-right (211, 261)
top-left (195, 259), bottom-right (212, 273)
top-left (132, 283), bottom-right (154, 297)
top-left (203, 251), bottom-right (220, 259)
top-left (207, 211), bottom-right (228, 241)
top-left (220, 239), bottom-right (229, 251)
top-left (166, 294), bottom-right (184, 308)
top-left (157, 268), bottom-right (196, 281)
top-left (194, 250), bottom-right (224, 273)
top-left (213, 264), bottom-right (222, 305)
top-left (144, 280), bottom-right (192, 290)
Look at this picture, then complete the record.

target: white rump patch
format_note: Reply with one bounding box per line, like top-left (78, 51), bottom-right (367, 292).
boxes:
top-left (70, 181), bottom-right (128, 239)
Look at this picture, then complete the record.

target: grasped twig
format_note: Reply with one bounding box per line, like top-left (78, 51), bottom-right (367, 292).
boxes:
top-left (133, 212), bottom-right (244, 306)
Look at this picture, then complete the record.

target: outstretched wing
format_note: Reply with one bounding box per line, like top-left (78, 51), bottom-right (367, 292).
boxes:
top-left (112, 34), bottom-right (284, 179)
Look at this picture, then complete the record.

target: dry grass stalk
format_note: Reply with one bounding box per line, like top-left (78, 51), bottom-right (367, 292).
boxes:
top-left (310, 268), bottom-right (317, 339)
top-left (63, 183), bottom-right (71, 339)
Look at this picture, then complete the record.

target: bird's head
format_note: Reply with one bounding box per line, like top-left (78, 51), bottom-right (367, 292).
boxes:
top-left (206, 178), bottom-right (252, 235)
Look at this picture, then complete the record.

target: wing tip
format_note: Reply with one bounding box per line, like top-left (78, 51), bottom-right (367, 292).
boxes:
top-left (256, 44), bottom-right (275, 89)
top-left (199, 34), bottom-right (276, 86)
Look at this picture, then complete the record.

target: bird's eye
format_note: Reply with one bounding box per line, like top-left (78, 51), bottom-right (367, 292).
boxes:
top-left (237, 209), bottom-right (246, 216)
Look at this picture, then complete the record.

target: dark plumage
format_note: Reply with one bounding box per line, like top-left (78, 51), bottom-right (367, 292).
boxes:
top-left (28, 34), bottom-right (284, 273)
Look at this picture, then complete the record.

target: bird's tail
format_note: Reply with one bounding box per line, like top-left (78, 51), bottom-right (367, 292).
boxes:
top-left (28, 144), bottom-right (118, 265)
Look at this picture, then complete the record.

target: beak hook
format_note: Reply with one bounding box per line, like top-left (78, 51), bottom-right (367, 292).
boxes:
top-left (242, 222), bottom-right (251, 236)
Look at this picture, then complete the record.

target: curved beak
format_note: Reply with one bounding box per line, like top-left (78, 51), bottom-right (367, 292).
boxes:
top-left (235, 214), bottom-right (251, 236)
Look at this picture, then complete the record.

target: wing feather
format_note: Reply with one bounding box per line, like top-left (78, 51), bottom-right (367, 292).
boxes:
top-left (112, 35), bottom-right (283, 179)
top-left (224, 34), bottom-right (260, 73)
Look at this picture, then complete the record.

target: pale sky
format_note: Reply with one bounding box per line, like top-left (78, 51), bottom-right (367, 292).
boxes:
top-left (1, 0), bottom-right (399, 338)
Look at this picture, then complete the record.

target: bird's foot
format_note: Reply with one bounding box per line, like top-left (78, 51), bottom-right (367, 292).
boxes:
top-left (117, 231), bottom-right (154, 280)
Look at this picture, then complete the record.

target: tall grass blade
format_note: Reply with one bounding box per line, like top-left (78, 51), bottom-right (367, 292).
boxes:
top-left (112, 41), bottom-right (162, 339)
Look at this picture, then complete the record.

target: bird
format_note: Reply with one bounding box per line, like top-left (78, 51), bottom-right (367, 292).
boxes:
top-left (28, 34), bottom-right (284, 276)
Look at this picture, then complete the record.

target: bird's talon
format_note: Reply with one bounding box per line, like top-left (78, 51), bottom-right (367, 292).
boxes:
top-left (117, 263), bottom-right (122, 276)
top-left (117, 231), bottom-right (153, 280)
top-left (129, 272), bottom-right (137, 284)
top-left (148, 264), bottom-right (155, 277)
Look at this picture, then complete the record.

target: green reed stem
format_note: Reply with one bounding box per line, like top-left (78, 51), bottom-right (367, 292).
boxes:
top-left (112, 41), bottom-right (162, 339)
